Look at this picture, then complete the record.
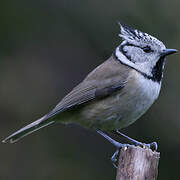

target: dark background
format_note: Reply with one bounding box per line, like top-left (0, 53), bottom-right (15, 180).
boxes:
top-left (1, 0), bottom-right (180, 179)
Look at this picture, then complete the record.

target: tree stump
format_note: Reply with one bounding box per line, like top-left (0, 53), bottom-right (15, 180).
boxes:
top-left (116, 146), bottom-right (160, 180)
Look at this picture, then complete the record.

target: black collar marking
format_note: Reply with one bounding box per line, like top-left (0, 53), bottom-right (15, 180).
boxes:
top-left (113, 52), bottom-right (165, 83)
top-left (119, 44), bottom-right (133, 62)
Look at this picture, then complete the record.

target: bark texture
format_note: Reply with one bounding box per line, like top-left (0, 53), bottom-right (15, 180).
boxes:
top-left (116, 146), bottom-right (160, 180)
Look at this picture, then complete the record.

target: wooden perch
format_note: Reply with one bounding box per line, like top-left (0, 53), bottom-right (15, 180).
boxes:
top-left (116, 146), bottom-right (160, 180)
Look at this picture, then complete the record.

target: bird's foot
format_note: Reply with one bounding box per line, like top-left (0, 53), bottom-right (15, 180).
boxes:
top-left (111, 143), bottom-right (137, 168)
top-left (111, 148), bottom-right (119, 168)
top-left (110, 142), bottom-right (157, 168)
top-left (97, 130), bottom-right (158, 168)
top-left (115, 130), bottom-right (158, 151)
top-left (140, 142), bottom-right (158, 151)
top-left (97, 130), bottom-right (132, 168)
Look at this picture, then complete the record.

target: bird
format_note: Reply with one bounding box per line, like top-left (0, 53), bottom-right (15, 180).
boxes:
top-left (2, 22), bottom-right (177, 166)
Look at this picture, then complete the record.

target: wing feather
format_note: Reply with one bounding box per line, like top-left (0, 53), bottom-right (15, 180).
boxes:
top-left (46, 57), bottom-right (130, 119)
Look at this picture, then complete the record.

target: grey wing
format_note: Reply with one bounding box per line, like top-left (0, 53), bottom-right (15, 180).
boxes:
top-left (47, 82), bottom-right (97, 118)
top-left (46, 82), bottom-right (126, 119)
top-left (46, 57), bottom-right (131, 119)
top-left (2, 57), bottom-right (131, 144)
top-left (47, 81), bottom-right (128, 119)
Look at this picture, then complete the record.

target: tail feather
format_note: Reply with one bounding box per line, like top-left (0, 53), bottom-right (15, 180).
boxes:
top-left (2, 116), bottom-right (54, 143)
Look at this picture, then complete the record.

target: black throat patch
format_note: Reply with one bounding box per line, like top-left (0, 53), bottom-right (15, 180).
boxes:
top-left (151, 56), bottom-right (166, 82)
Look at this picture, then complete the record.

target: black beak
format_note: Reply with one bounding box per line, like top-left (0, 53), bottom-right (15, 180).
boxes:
top-left (161, 49), bottom-right (178, 57)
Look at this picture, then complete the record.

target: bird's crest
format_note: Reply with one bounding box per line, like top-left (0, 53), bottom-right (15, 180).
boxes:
top-left (118, 22), bottom-right (165, 49)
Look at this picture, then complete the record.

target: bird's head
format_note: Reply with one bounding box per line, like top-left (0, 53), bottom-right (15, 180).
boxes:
top-left (115, 22), bottom-right (177, 82)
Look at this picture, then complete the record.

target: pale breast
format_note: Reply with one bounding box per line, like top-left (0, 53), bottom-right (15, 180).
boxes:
top-left (119, 70), bottom-right (161, 127)
top-left (77, 70), bottom-right (161, 130)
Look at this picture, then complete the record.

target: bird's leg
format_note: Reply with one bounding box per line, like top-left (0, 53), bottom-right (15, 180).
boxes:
top-left (97, 130), bottom-right (131, 168)
top-left (114, 130), bottom-right (158, 151)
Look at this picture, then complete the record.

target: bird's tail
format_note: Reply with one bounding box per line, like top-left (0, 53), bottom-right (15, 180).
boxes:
top-left (2, 116), bottom-right (54, 143)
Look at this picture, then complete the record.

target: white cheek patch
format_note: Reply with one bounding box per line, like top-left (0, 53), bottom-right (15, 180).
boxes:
top-left (115, 46), bottom-right (154, 78)
top-left (115, 47), bottom-right (136, 68)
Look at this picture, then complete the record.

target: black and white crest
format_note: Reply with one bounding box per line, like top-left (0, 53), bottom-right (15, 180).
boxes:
top-left (118, 22), bottom-right (165, 50)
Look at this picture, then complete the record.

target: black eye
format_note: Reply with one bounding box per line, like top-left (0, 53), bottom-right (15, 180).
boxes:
top-left (142, 46), bottom-right (153, 53)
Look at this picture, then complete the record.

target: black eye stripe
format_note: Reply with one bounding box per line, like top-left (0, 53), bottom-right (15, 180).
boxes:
top-left (142, 46), bottom-right (153, 53)
top-left (122, 43), bottom-right (153, 53)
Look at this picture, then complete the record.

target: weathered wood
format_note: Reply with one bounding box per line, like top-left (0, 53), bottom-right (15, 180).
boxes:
top-left (116, 146), bottom-right (160, 180)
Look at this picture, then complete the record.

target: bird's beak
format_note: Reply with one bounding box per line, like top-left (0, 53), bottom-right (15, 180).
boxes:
top-left (161, 49), bottom-right (178, 57)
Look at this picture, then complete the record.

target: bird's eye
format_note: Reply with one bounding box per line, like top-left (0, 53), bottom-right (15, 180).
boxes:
top-left (142, 46), bottom-right (153, 53)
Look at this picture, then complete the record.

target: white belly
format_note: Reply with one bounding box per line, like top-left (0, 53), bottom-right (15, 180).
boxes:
top-left (113, 72), bottom-right (161, 129)
top-left (79, 71), bottom-right (161, 130)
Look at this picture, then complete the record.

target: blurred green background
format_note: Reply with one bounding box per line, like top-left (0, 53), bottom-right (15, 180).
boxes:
top-left (1, 0), bottom-right (180, 179)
